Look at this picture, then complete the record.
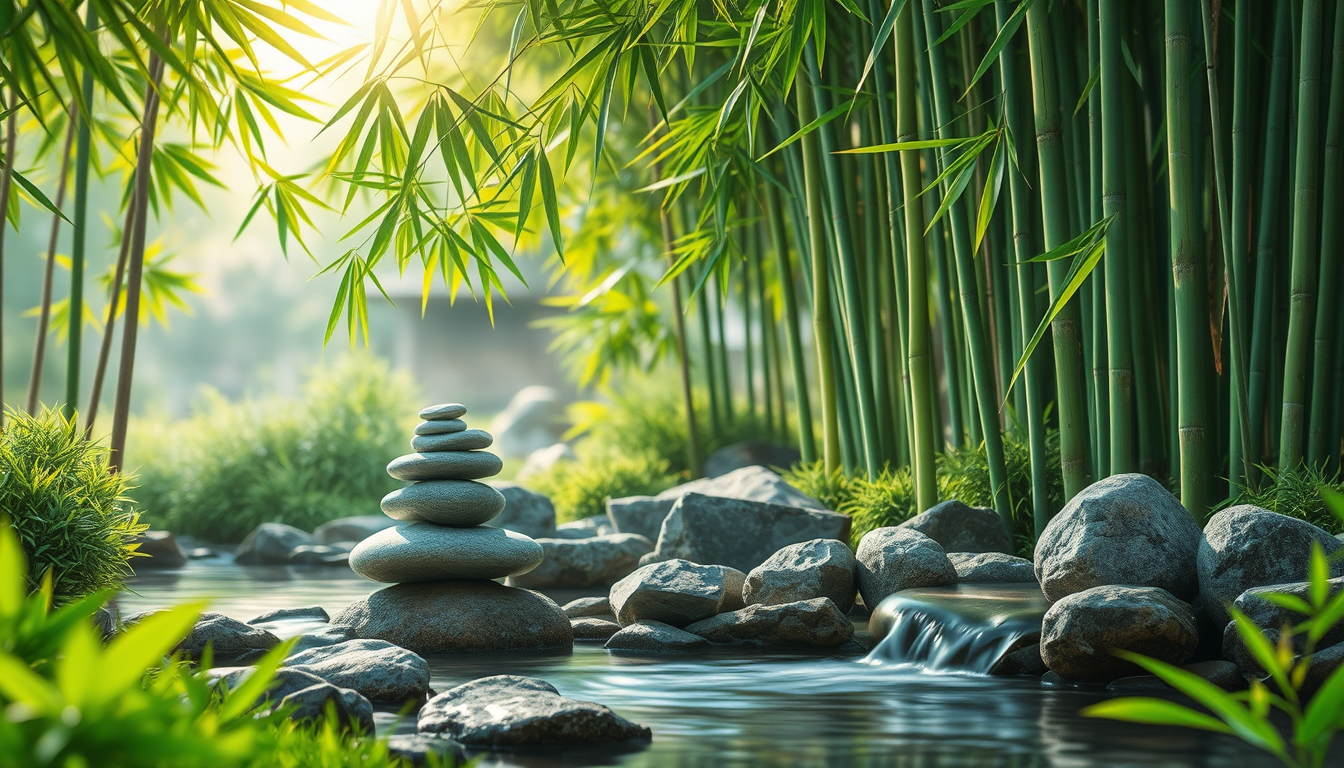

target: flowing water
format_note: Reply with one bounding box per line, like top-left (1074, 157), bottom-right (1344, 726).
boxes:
top-left (123, 559), bottom-right (1314, 768)
top-left (865, 584), bottom-right (1049, 673)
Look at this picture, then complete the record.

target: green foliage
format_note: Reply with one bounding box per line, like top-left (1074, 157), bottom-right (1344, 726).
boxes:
top-left (130, 357), bottom-right (417, 543)
top-left (0, 522), bottom-right (439, 768)
top-left (568, 372), bottom-right (787, 478)
top-left (785, 429), bottom-right (1062, 555)
top-left (528, 447), bottom-right (678, 524)
top-left (1223, 465), bottom-right (1344, 534)
top-left (0, 408), bottom-right (143, 604)
top-left (1084, 535), bottom-right (1344, 768)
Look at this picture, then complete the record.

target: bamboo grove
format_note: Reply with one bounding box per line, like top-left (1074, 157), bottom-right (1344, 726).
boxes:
top-left (2, 0), bottom-right (1343, 540)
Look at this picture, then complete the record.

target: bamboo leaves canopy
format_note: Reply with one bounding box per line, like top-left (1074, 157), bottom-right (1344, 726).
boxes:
top-left (2, 0), bottom-right (1342, 539)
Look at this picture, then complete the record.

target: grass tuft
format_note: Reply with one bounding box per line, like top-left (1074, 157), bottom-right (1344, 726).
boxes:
top-left (1223, 464), bottom-right (1343, 534)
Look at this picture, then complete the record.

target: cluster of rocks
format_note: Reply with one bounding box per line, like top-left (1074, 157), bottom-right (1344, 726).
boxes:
top-left (335, 404), bottom-right (573, 654)
top-left (142, 606), bottom-right (649, 758)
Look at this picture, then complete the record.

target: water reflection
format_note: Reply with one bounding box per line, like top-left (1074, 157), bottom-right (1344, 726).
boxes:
top-left (124, 562), bottom-right (1320, 768)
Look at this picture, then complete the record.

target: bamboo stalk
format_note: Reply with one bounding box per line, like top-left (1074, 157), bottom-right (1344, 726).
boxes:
top-left (26, 115), bottom-right (75, 414)
top-left (110, 52), bottom-right (168, 470)
top-left (1165, 0), bottom-right (1210, 518)
top-left (1026, 0), bottom-right (1092, 501)
top-left (65, 1), bottom-right (98, 422)
top-left (1307, 1), bottom-right (1344, 467)
top-left (763, 159), bottom-right (816, 460)
top-left (920, 0), bottom-right (1012, 530)
top-left (1279, 0), bottom-right (1324, 471)
top-left (1227, 0), bottom-right (1253, 484)
top-left (1099, 0), bottom-right (1133, 476)
top-left (84, 193), bottom-right (135, 435)
top-left (896, 0), bottom-right (937, 510)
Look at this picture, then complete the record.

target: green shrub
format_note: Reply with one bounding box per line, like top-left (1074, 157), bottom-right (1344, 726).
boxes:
top-left (1222, 464), bottom-right (1343, 534)
top-left (0, 522), bottom-right (441, 768)
top-left (527, 446), bottom-right (677, 523)
top-left (0, 408), bottom-right (143, 603)
top-left (844, 467), bottom-right (920, 545)
top-left (130, 356), bottom-right (418, 542)
top-left (571, 371), bottom-right (788, 479)
top-left (781, 460), bottom-right (856, 513)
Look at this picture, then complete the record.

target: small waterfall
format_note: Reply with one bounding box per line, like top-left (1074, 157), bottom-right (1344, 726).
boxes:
top-left (863, 584), bottom-right (1049, 674)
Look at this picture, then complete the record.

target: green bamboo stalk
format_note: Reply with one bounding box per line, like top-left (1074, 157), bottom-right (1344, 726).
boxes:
top-left (1199, 0), bottom-right (1253, 486)
top-left (697, 268), bottom-right (722, 436)
top-left (996, 0), bottom-right (1051, 534)
top-left (1087, 0), bottom-right (1109, 478)
top-left (1226, 0), bottom-right (1253, 484)
top-left (26, 116), bottom-right (75, 413)
top-left (805, 42), bottom-right (881, 477)
top-left (65, 2), bottom-right (98, 421)
top-left (920, 0), bottom-right (1011, 530)
top-left (1164, 0), bottom-right (1210, 518)
top-left (741, 243), bottom-right (757, 420)
top-left (1099, 0), bottom-right (1133, 475)
top-left (1279, 0), bottom-right (1324, 470)
top-left (713, 269), bottom-right (733, 425)
top-left (110, 52), bottom-right (167, 470)
top-left (896, 0), bottom-right (937, 510)
top-left (753, 229), bottom-right (775, 439)
top-left (1026, 0), bottom-right (1092, 501)
top-left (763, 166), bottom-right (816, 460)
top-left (797, 75), bottom-right (842, 471)
top-left (1249, 2), bottom-right (1292, 466)
top-left (1307, 2), bottom-right (1344, 467)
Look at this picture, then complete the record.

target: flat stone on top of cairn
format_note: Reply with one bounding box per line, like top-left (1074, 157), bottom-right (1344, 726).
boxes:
top-left (341, 402), bottom-right (573, 653)
top-left (420, 403), bottom-right (468, 421)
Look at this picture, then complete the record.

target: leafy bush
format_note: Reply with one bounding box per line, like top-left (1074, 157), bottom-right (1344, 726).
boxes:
top-left (1223, 464), bottom-right (1343, 534)
top-left (0, 408), bottom-right (143, 603)
top-left (130, 356), bottom-right (418, 542)
top-left (527, 446), bottom-right (677, 523)
top-left (781, 460), bottom-right (856, 513)
top-left (0, 522), bottom-right (442, 768)
top-left (569, 372), bottom-right (787, 478)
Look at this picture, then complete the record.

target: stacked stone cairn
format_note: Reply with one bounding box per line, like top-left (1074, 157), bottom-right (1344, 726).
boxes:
top-left (337, 404), bottom-right (573, 654)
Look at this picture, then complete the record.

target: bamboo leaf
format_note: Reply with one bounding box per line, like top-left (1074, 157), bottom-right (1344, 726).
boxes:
top-left (761, 93), bottom-right (871, 159)
top-left (964, 0), bottom-right (1034, 97)
top-left (974, 137), bottom-right (1006, 254)
top-left (856, 0), bottom-right (908, 94)
top-left (1007, 235), bottom-right (1105, 400)
top-left (1082, 698), bottom-right (1234, 734)
top-left (1074, 63), bottom-right (1100, 117)
top-left (538, 147), bottom-right (564, 255)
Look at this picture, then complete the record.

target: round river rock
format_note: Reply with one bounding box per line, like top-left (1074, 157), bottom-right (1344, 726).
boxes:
top-left (387, 451), bottom-right (503, 482)
top-left (410, 429), bottom-right (494, 453)
top-left (349, 523), bottom-right (542, 583)
top-left (420, 403), bottom-right (468, 421)
top-left (381, 480), bottom-right (506, 526)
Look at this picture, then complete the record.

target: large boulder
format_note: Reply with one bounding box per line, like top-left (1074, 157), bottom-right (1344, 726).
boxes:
top-left (488, 482), bottom-right (558, 538)
top-left (132, 530), bottom-right (187, 568)
top-left (418, 675), bottom-right (651, 746)
top-left (508, 534), bottom-right (654, 589)
top-left (175, 612), bottom-right (279, 664)
top-left (490, 386), bottom-right (568, 458)
top-left (855, 528), bottom-right (957, 608)
top-left (570, 617), bottom-right (622, 641)
top-left (607, 466), bottom-right (827, 541)
top-left (608, 559), bottom-right (727, 627)
top-left (285, 639), bottom-right (430, 704)
top-left (333, 581), bottom-right (572, 654)
top-left (948, 552), bottom-right (1037, 584)
top-left (899, 500), bottom-right (1013, 554)
top-left (1197, 505), bottom-right (1344, 626)
top-left (644, 492), bottom-right (850, 572)
top-left (234, 523), bottom-right (319, 565)
top-left (702, 441), bottom-right (802, 478)
top-left (684, 598), bottom-right (854, 648)
top-left (1034, 474), bottom-right (1202, 602)
top-left (605, 621), bottom-right (710, 654)
top-left (1040, 585), bottom-right (1200, 683)
top-left (313, 516), bottom-right (398, 545)
top-left (743, 539), bottom-right (857, 612)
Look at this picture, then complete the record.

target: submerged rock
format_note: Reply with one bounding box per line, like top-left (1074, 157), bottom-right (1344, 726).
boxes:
top-left (1034, 474), bottom-right (1202, 603)
top-left (132, 530), bottom-right (187, 568)
top-left (334, 581), bottom-right (572, 654)
top-left (1040, 585), bottom-right (1199, 684)
top-left (899, 500), bottom-right (1013, 554)
top-left (855, 528), bottom-right (957, 608)
top-left (418, 675), bottom-right (651, 746)
top-left (285, 639), bottom-right (430, 704)
top-left (175, 612), bottom-right (279, 664)
top-left (248, 606), bottom-right (330, 625)
top-left (605, 621), bottom-right (710, 654)
top-left (508, 533), bottom-right (654, 589)
top-left (1197, 505), bottom-right (1343, 626)
top-left (684, 598), bottom-right (853, 648)
top-left (385, 734), bottom-right (468, 766)
top-left (743, 539), bottom-right (857, 612)
top-left (609, 559), bottom-right (728, 627)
